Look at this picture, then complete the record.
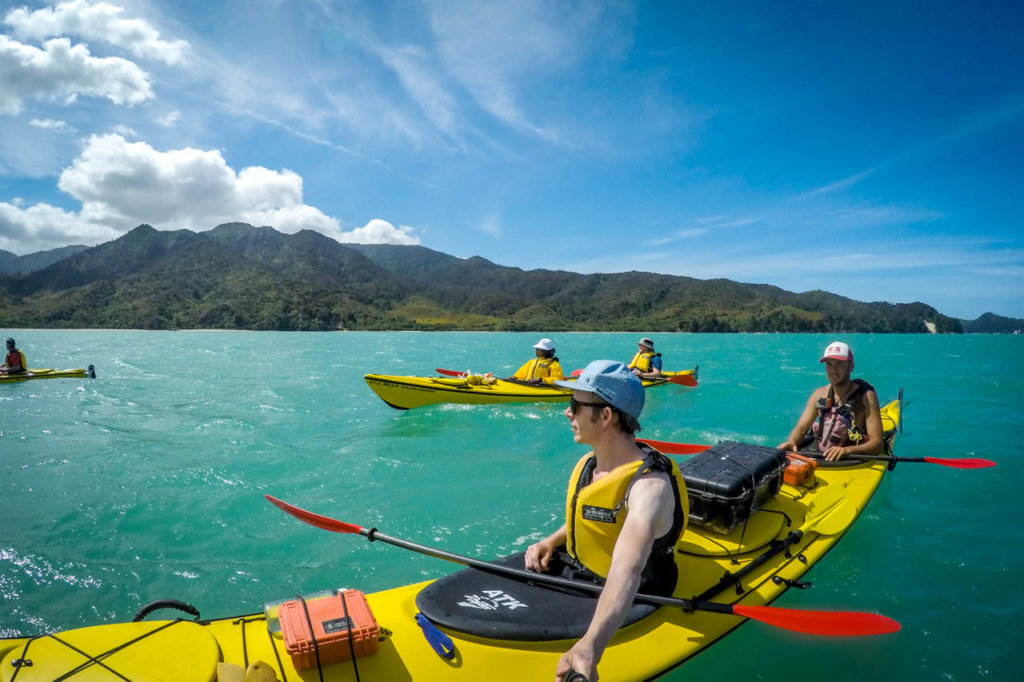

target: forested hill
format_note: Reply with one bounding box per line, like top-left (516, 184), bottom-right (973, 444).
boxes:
top-left (0, 244), bottom-right (88, 275)
top-left (0, 223), bottom-right (969, 332)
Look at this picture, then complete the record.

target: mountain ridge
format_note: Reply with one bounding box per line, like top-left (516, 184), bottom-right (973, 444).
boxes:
top-left (0, 223), bottom-right (1012, 332)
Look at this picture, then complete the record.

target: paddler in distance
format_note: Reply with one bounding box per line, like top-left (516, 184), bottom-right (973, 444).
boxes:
top-left (627, 337), bottom-right (662, 379)
top-left (778, 340), bottom-right (884, 462)
top-left (2, 337), bottom-right (27, 375)
top-left (525, 360), bottom-right (688, 682)
top-left (509, 337), bottom-right (565, 384)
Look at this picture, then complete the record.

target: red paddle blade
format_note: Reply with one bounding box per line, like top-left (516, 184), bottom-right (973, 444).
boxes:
top-left (636, 439), bottom-right (711, 455)
top-left (733, 604), bottom-right (901, 636)
top-left (669, 374), bottom-right (698, 387)
top-left (924, 457), bottom-right (995, 469)
top-left (435, 368), bottom-right (463, 377)
top-left (265, 495), bottom-right (362, 535)
top-left (571, 369), bottom-right (583, 377)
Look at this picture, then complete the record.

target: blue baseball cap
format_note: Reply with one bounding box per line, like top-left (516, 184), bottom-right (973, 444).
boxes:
top-left (554, 360), bottom-right (645, 418)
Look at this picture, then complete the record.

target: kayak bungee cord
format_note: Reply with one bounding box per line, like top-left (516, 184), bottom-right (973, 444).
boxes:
top-left (264, 495), bottom-right (900, 637)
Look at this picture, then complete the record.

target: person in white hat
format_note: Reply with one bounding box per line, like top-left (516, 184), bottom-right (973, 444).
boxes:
top-left (778, 341), bottom-right (884, 461)
top-left (509, 337), bottom-right (565, 384)
top-left (627, 337), bottom-right (662, 379)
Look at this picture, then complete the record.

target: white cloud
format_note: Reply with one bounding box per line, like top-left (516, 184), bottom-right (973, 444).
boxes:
top-left (339, 218), bottom-right (420, 245)
top-left (426, 0), bottom-right (632, 143)
top-left (375, 44), bottom-right (458, 139)
top-left (155, 110), bottom-right (180, 127)
top-left (29, 117), bottom-right (75, 132)
top-left (0, 133), bottom-right (421, 251)
top-left (644, 228), bottom-right (709, 248)
top-left (477, 214), bottom-right (502, 237)
top-left (3, 0), bottom-right (189, 65)
top-left (0, 35), bottom-right (152, 115)
top-left (0, 199), bottom-right (119, 252)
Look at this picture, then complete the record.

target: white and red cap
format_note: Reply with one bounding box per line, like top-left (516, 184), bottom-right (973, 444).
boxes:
top-left (820, 341), bottom-right (853, 363)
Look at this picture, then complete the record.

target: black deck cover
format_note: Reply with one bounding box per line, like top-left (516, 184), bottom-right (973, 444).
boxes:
top-left (414, 551), bottom-right (658, 641)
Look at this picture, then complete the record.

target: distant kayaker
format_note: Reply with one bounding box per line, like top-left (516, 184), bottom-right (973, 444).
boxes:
top-left (2, 338), bottom-right (27, 375)
top-left (778, 341), bottom-right (884, 462)
top-left (525, 360), bottom-right (688, 682)
top-left (627, 337), bottom-right (662, 379)
top-left (510, 337), bottom-right (565, 384)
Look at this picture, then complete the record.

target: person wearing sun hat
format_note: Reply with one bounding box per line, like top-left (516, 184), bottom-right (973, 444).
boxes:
top-left (778, 340), bottom-right (884, 462)
top-left (524, 360), bottom-right (688, 682)
top-left (627, 337), bottom-right (662, 379)
top-left (509, 337), bottom-right (565, 384)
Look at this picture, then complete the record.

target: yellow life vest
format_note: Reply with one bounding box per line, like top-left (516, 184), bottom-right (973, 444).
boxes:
top-left (564, 445), bottom-right (688, 583)
top-left (513, 357), bottom-right (563, 383)
top-left (628, 351), bottom-right (657, 372)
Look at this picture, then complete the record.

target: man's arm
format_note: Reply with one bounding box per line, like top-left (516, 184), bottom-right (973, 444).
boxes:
top-left (778, 392), bottom-right (821, 451)
top-left (525, 525), bottom-right (566, 573)
top-left (554, 476), bottom-right (673, 682)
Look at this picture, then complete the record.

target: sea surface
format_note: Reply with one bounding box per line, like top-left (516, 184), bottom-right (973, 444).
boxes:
top-left (1, 330), bottom-right (1021, 680)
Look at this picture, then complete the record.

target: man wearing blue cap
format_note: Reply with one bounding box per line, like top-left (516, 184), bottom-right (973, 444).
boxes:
top-left (525, 360), bottom-right (688, 682)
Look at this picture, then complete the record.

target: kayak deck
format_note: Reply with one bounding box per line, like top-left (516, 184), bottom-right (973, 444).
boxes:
top-left (364, 368), bottom-right (697, 410)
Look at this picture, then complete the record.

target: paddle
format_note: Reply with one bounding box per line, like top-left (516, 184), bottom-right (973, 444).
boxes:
top-left (636, 438), bottom-right (711, 455)
top-left (265, 495), bottom-right (900, 637)
top-left (435, 368), bottom-right (466, 377)
top-left (834, 453), bottom-right (996, 469)
top-left (665, 372), bottom-right (698, 387)
top-left (640, 439), bottom-right (995, 469)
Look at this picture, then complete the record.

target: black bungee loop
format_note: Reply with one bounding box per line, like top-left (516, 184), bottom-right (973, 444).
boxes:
top-left (131, 599), bottom-right (200, 622)
top-left (297, 594), bottom-right (325, 682)
top-left (339, 589), bottom-right (361, 682)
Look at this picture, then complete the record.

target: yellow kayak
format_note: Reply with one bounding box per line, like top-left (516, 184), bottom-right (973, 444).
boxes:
top-left (0, 401), bottom-right (901, 682)
top-left (365, 368), bottom-right (698, 410)
top-left (0, 366), bottom-right (95, 384)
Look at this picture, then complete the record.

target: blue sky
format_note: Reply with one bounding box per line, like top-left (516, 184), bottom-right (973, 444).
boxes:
top-left (0, 0), bottom-right (1021, 319)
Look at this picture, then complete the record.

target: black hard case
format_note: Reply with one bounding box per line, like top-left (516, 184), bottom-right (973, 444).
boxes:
top-left (679, 441), bottom-right (787, 534)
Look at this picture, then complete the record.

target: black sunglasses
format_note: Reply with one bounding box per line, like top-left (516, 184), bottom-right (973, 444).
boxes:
top-left (569, 397), bottom-right (609, 415)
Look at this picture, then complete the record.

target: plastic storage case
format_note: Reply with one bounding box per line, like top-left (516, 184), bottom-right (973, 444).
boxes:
top-left (784, 453), bottom-right (818, 486)
top-left (680, 441), bottom-right (787, 534)
top-left (278, 589), bottom-right (380, 671)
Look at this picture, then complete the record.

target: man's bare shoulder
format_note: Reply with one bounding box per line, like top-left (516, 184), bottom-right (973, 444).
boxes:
top-left (809, 385), bottom-right (831, 400)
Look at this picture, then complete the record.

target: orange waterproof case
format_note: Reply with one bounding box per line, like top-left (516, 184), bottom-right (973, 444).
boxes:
top-left (784, 453), bottom-right (818, 486)
top-left (278, 589), bottom-right (380, 670)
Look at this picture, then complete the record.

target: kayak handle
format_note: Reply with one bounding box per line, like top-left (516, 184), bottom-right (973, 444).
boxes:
top-left (415, 612), bottom-right (456, 660)
top-left (566, 671), bottom-right (591, 682)
top-left (132, 599), bottom-right (200, 622)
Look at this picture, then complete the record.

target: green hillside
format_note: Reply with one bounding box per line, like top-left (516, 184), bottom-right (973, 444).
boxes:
top-left (0, 223), bottom-right (970, 332)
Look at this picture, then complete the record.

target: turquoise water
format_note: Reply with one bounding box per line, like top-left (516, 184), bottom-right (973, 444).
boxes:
top-left (1, 330), bottom-right (1021, 680)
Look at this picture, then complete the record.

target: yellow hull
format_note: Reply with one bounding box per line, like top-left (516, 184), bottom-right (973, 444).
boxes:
top-left (0, 402), bottom-right (900, 681)
top-left (0, 367), bottom-right (93, 384)
top-left (364, 369), bottom-right (696, 410)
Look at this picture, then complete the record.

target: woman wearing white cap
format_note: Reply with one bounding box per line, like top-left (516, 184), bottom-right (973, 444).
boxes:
top-left (509, 337), bottom-right (565, 384)
top-left (777, 341), bottom-right (884, 462)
